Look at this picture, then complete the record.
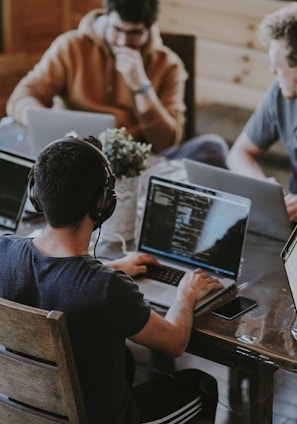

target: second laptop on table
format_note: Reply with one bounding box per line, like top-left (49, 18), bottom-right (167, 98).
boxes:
top-left (26, 108), bottom-right (116, 158)
top-left (183, 158), bottom-right (291, 242)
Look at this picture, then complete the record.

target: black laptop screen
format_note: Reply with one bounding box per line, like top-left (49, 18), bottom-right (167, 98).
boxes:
top-left (0, 151), bottom-right (33, 231)
top-left (138, 177), bottom-right (251, 279)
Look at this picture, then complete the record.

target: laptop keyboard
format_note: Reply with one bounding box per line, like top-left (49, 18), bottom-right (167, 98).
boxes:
top-left (144, 265), bottom-right (185, 286)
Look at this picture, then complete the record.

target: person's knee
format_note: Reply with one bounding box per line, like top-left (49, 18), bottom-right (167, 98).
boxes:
top-left (172, 369), bottom-right (218, 422)
top-left (184, 134), bottom-right (229, 168)
top-left (163, 134), bottom-right (229, 168)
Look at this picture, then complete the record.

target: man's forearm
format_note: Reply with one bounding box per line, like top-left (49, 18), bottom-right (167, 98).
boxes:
top-left (136, 98), bottom-right (183, 151)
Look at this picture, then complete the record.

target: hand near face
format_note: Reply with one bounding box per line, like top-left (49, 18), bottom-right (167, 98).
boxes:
top-left (114, 46), bottom-right (148, 92)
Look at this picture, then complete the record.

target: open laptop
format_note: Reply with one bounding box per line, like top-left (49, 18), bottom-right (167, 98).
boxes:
top-left (280, 225), bottom-right (297, 340)
top-left (134, 176), bottom-right (251, 311)
top-left (0, 148), bottom-right (34, 235)
top-left (183, 158), bottom-right (291, 242)
top-left (26, 108), bottom-right (116, 158)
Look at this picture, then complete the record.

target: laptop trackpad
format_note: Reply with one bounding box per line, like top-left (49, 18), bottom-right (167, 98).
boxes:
top-left (136, 280), bottom-right (175, 306)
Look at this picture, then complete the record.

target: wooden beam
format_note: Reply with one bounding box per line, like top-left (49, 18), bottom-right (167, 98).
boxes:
top-left (158, 0), bottom-right (286, 109)
top-left (159, 0), bottom-right (285, 50)
top-left (2, 0), bottom-right (25, 52)
top-left (0, 53), bottom-right (26, 75)
top-left (197, 39), bottom-right (274, 90)
top-left (197, 77), bottom-right (266, 109)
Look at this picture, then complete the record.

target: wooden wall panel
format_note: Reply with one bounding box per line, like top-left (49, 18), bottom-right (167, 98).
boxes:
top-left (0, 0), bottom-right (3, 51)
top-left (72, 0), bottom-right (103, 15)
top-left (0, 52), bottom-right (26, 117)
top-left (158, 0), bottom-right (287, 108)
top-left (197, 39), bottom-right (274, 90)
top-left (2, 0), bottom-right (24, 52)
top-left (197, 78), bottom-right (266, 110)
top-left (0, 0), bottom-right (106, 118)
top-left (21, 0), bottom-right (72, 53)
top-left (159, 0), bottom-right (286, 49)
top-left (72, 0), bottom-right (104, 26)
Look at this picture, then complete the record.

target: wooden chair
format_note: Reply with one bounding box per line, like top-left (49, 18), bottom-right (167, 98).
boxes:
top-left (161, 32), bottom-right (196, 141)
top-left (0, 297), bottom-right (88, 423)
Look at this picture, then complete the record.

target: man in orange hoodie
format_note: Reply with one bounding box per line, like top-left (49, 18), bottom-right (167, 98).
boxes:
top-left (6, 0), bottom-right (228, 166)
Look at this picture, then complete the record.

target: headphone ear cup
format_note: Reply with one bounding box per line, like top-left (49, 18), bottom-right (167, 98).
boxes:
top-left (100, 186), bottom-right (117, 223)
top-left (27, 167), bottom-right (43, 213)
top-left (91, 183), bottom-right (117, 228)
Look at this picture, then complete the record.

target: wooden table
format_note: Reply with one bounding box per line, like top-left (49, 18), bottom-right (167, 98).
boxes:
top-left (90, 203), bottom-right (297, 423)
top-left (2, 118), bottom-right (297, 424)
top-left (95, 169), bottom-right (297, 424)
top-left (188, 231), bottom-right (297, 423)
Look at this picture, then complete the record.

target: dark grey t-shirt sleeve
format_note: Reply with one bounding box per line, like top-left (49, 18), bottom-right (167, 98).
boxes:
top-left (107, 271), bottom-right (151, 337)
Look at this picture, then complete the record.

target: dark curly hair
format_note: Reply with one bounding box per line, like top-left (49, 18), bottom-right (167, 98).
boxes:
top-left (34, 136), bottom-right (106, 229)
top-left (104, 0), bottom-right (159, 28)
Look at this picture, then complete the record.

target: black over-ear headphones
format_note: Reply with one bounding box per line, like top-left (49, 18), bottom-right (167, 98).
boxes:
top-left (27, 137), bottom-right (117, 228)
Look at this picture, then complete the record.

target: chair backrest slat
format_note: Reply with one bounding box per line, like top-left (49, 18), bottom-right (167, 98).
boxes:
top-left (0, 298), bottom-right (88, 423)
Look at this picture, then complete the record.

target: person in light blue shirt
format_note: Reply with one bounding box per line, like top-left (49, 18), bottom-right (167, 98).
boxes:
top-left (228, 3), bottom-right (297, 224)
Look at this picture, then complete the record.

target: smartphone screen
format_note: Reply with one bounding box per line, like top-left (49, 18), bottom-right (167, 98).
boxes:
top-left (212, 296), bottom-right (257, 320)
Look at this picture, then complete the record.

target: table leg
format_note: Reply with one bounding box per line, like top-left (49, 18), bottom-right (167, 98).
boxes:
top-left (248, 366), bottom-right (276, 424)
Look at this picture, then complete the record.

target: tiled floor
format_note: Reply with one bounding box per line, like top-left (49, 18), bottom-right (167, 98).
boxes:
top-left (131, 104), bottom-right (297, 424)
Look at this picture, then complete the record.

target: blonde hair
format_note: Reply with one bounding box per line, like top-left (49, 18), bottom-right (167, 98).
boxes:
top-left (259, 3), bottom-right (297, 66)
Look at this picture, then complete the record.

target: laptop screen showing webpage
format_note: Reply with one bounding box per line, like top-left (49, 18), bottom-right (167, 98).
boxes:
top-left (137, 176), bottom-right (251, 280)
top-left (0, 150), bottom-right (34, 233)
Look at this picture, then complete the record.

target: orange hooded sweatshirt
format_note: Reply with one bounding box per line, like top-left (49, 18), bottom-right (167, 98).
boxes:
top-left (6, 10), bottom-right (187, 152)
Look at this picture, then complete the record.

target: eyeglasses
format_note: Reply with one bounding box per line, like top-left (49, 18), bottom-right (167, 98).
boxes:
top-left (107, 24), bottom-right (148, 41)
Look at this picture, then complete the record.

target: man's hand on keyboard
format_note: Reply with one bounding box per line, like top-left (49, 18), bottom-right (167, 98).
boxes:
top-left (107, 252), bottom-right (162, 277)
top-left (178, 269), bottom-right (224, 301)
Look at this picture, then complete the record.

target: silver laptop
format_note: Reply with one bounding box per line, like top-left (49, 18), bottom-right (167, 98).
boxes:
top-left (134, 176), bottom-right (251, 311)
top-left (280, 225), bottom-right (297, 339)
top-left (281, 225), bottom-right (297, 311)
top-left (26, 108), bottom-right (116, 158)
top-left (183, 158), bottom-right (291, 242)
top-left (0, 149), bottom-right (34, 235)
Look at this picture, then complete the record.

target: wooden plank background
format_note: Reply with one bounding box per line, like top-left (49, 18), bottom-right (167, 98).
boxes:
top-left (0, 0), bottom-right (103, 116)
top-left (158, 0), bottom-right (287, 109)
